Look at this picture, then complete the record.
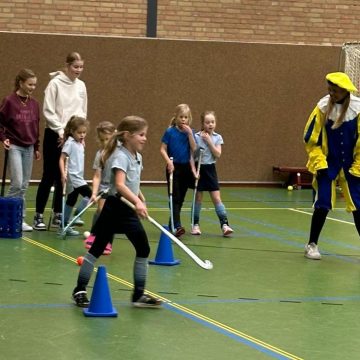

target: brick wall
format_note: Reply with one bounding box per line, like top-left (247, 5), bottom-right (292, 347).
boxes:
top-left (0, 0), bottom-right (359, 45)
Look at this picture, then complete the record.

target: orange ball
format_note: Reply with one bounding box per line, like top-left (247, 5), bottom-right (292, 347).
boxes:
top-left (76, 256), bottom-right (84, 266)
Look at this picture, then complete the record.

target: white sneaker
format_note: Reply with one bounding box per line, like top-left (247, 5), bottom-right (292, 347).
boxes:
top-left (72, 217), bottom-right (84, 226)
top-left (58, 226), bottom-right (80, 236)
top-left (22, 222), bottom-right (33, 232)
top-left (222, 224), bottom-right (233, 237)
top-left (304, 242), bottom-right (321, 260)
top-left (191, 224), bottom-right (201, 235)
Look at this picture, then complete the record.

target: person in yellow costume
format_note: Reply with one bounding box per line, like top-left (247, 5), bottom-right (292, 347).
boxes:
top-left (303, 72), bottom-right (360, 260)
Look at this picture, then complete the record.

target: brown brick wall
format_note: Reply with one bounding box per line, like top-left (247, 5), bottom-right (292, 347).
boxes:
top-left (0, 0), bottom-right (359, 45)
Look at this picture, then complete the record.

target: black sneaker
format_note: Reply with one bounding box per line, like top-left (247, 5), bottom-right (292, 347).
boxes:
top-left (72, 290), bottom-right (90, 307)
top-left (33, 214), bottom-right (46, 231)
top-left (132, 294), bottom-right (162, 308)
top-left (51, 213), bottom-right (62, 228)
top-left (175, 226), bottom-right (185, 238)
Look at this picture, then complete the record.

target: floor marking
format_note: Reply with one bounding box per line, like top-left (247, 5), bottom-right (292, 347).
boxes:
top-left (22, 236), bottom-right (303, 360)
top-left (162, 302), bottom-right (303, 360)
top-left (9, 279), bottom-right (27, 282)
top-left (289, 208), bottom-right (355, 225)
top-left (43, 282), bottom-right (63, 286)
top-left (321, 303), bottom-right (343, 306)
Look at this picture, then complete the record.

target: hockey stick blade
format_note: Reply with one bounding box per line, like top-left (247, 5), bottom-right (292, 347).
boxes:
top-left (120, 196), bottom-right (213, 270)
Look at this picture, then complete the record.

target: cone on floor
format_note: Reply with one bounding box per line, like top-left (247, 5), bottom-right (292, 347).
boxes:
top-left (149, 226), bottom-right (180, 266)
top-left (83, 265), bottom-right (118, 317)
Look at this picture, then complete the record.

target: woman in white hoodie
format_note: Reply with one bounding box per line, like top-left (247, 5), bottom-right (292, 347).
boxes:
top-left (33, 52), bottom-right (88, 230)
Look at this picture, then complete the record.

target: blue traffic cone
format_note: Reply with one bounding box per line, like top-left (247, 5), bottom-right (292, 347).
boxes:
top-left (149, 226), bottom-right (180, 266)
top-left (83, 265), bottom-right (118, 317)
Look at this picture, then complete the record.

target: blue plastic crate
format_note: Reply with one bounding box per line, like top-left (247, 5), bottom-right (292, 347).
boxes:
top-left (0, 197), bottom-right (23, 238)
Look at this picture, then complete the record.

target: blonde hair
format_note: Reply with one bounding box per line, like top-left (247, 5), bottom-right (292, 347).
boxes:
top-left (61, 52), bottom-right (84, 74)
top-left (169, 104), bottom-right (192, 126)
top-left (64, 116), bottom-right (89, 140)
top-left (101, 115), bottom-right (148, 167)
top-left (66, 52), bottom-right (83, 65)
top-left (200, 110), bottom-right (216, 131)
top-left (325, 94), bottom-right (350, 130)
top-left (96, 121), bottom-right (116, 140)
top-left (325, 80), bottom-right (351, 130)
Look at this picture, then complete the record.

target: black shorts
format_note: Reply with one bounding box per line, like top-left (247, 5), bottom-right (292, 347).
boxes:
top-left (197, 163), bottom-right (219, 192)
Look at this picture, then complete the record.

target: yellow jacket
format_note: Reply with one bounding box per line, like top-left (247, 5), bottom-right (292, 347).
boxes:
top-left (304, 94), bottom-right (360, 177)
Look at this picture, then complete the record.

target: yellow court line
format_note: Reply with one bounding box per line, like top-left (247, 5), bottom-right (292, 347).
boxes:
top-left (22, 236), bottom-right (303, 360)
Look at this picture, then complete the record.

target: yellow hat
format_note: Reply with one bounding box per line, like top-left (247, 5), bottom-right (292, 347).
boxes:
top-left (326, 72), bottom-right (358, 92)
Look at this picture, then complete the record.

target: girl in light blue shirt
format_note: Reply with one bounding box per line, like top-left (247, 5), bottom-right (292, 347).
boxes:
top-left (59, 116), bottom-right (92, 236)
top-left (192, 111), bottom-right (233, 237)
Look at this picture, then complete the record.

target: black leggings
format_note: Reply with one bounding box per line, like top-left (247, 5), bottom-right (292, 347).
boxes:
top-left (89, 195), bottom-right (150, 259)
top-left (36, 128), bottom-right (62, 213)
top-left (166, 162), bottom-right (194, 228)
top-left (66, 185), bottom-right (92, 207)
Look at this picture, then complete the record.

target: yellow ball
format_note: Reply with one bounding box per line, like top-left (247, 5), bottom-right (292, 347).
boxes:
top-left (287, 185), bottom-right (293, 191)
top-left (83, 231), bottom-right (90, 238)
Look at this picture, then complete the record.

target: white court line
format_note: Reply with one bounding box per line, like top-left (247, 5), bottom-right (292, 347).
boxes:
top-left (289, 208), bottom-right (355, 226)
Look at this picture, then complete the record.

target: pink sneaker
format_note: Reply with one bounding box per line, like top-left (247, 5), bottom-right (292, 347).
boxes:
top-left (103, 243), bottom-right (112, 255)
top-left (84, 234), bottom-right (95, 249)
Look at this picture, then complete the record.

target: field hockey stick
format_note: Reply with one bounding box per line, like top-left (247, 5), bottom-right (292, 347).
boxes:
top-left (120, 196), bottom-right (213, 270)
top-left (1, 149), bottom-right (8, 197)
top-left (61, 156), bottom-right (69, 232)
top-left (169, 157), bottom-right (175, 233)
top-left (61, 188), bottom-right (109, 238)
top-left (47, 185), bottom-right (56, 230)
top-left (191, 148), bottom-right (204, 228)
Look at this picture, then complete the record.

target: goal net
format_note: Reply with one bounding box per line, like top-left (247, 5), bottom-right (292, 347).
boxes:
top-left (341, 42), bottom-right (360, 96)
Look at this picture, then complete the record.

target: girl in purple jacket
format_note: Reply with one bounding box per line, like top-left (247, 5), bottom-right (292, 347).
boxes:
top-left (0, 69), bottom-right (41, 231)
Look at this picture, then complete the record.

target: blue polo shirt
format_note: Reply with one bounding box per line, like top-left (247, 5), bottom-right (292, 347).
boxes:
top-left (161, 126), bottom-right (193, 163)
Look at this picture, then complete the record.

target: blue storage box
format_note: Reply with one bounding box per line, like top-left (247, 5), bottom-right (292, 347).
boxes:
top-left (0, 197), bottom-right (23, 238)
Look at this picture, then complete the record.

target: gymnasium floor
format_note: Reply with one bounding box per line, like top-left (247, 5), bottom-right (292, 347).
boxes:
top-left (2, 186), bottom-right (360, 360)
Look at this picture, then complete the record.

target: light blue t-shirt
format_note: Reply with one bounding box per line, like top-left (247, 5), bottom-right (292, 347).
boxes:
top-left (93, 141), bottom-right (122, 193)
top-left (108, 146), bottom-right (142, 196)
top-left (93, 149), bottom-right (110, 192)
top-left (195, 131), bottom-right (224, 164)
top-left (62, 136), bottom-right (87, 192)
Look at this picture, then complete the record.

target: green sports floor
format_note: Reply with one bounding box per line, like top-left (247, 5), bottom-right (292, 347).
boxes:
top-left (2, 186), bottom-right (360, 360)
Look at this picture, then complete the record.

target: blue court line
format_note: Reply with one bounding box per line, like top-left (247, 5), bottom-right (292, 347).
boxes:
top-left (163, 302), bottom-right (302, 360)
top-left (195, 213), bottom-right (360, 263)
top-left (11, 236), bottom-right (304, 360)
top-left (0, 301), bottom-right (302, 359)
